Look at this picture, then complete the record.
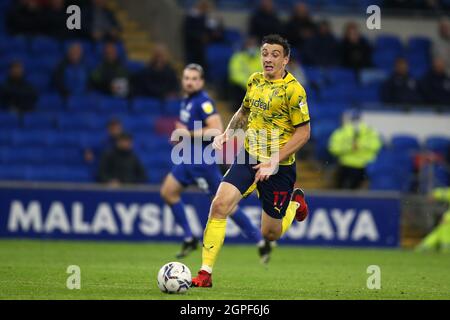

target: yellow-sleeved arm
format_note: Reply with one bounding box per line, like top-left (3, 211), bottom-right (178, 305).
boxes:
top-left (287, 83), bottom-right (310, 127)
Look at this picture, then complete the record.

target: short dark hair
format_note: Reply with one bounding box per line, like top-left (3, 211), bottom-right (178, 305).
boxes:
top-left (261, 34), bottom-right (290, 57)
top-left (184, 63), bottom-right (205, 79)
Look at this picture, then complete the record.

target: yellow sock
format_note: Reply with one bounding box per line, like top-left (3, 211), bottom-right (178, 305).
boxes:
top-left (281, 201), bottom-right (298, 236)
top-left (201, 218), bottom-right (227, 274)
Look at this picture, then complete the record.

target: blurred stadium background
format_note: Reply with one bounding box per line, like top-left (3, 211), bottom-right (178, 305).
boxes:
top-left (0, 0), bottom-right (449, 259)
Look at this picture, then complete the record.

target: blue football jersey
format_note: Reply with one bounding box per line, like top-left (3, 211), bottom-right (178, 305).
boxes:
top-left (179, 90), bottom-right (216, 131)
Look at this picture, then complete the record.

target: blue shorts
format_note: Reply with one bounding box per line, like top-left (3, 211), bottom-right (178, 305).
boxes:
top-left (222, 149), bottom-right (296, 219)
top-left (171, 163), bottom-right (223, 198)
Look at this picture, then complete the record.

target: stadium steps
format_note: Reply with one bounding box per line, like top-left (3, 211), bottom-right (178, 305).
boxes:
top-left (108, 0), bottom-right (154, 62)
top-left (296, 161), bottom-right (331, 190)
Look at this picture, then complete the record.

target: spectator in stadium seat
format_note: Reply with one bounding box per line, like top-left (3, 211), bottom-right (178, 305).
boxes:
top-left (85, 0), bottom-right (121, 41)
top-left (182, 0), bottom-right (213, 66)
top-left (131, 44), bottom-right (179, 99)
top-left (97, 132), bottom-right (147, 186)
top-left (90, 42), bottom-right (130, 97)
top-left (6, 0), bottom-right (43, 35)
top-left (419, 57), bottom-right (450, 105)
top-left (302, 20), bottom-right (340, 67)
top-left (85, 117), bottom-right (124, 164)
top-left (340, 22), bottom-right (372, 71)
top-left (53, 42), bottom-right (89, 97)
top-left (433, 18), bottom-right (450, 74)
top-left (0, 61), bottom-right (37, 114)
top-left (248, 0), bottom-right (283, 42)
top-left (284, 2), bottom-right (316, 53)
top-left (328, 109), bottom-right (382, 190)
top-left (381, 57), bottom-right (423, 105)
top-left (228, 37), bottom-right (261, 111)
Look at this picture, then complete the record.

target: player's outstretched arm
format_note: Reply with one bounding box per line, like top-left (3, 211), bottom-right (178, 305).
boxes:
top-left (213, 106), bottom-right (250, 150)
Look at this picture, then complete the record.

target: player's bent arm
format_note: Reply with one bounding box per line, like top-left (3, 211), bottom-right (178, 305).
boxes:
top-left (272, 123), bottom-right (311, 164)
top-left (225, 106), bottom-right (250, 135)
top-left (189, 114), bottom-right (224, 138)
top-left (213, 106), bottom-right (250, 150)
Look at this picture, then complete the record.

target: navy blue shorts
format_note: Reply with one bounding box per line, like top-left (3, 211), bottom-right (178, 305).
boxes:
top-left (222, 149), bottom-right (296, 219)
top-left (171, 163), bottom-right (223, 198)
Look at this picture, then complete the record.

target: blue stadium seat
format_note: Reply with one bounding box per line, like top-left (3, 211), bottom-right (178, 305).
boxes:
top-left (353, 84), bottom-right (381, 104)
top-left (23, 113), bottom-right (56, 129)
top-left (30, 36), bottom-right (61, 55)
top-left (0, 35), bottom-right (28, 55)
top-left (369, 174), bottom-right (405, 191)
top-left (1, 147), bottom-right (47, 164)
top-left (390, 135), bottom-right (421, 153)
top-left (325, 68), bottom-right (357, 86)
top-left (0, 165), bottom-right (31, 180)
top-left (407, 36), bottom-right (431, 55)
top-left (320, 83), bottom-right (358, 103)
top-left (0, 112), bottom-right (20, 129)
top-left (311, 118), bottom-right (340, 161)
top-left (134, 133), bottom-right (172, 152)
top-left (66, 94), bottom-right (100, 112)
top-left (424, 136), bottom-right (450, 155)
top-left (375, 35), bottom-right (403, 55)
top-left (206, 44), bottom-right (234, 84)
top-left (27, 165), bottom-right (93, 183)
top-left (47, 131), bottom-right (84, 147)
top-left (131, 97), bottom-right (163, 114)
top-left (36, 93), bottom-right (65, 112)
top-left (223, 28), bottom-right (243, 48)
top-left (45, 148), bottom-right (84, 165)
top-left (96, 96), bottom-right (129, 113)
top-left (147, 165), bottom-right (170, 184)
top-left (163, 98), bottom-right (182, 116)
top-left (58, 113), bottom-right (107, 131)
top-left (0, 128), bottom-right (14, 146)
top-left (27, 55), bottom-right (59, 73)
top-left (122, 115), bottom-right (156, 133)
top-left (373, 51), bottom-right (400, 73)
top-left (11, 130), bottom-right (55, 147)
top-left (26, 72), bottom-right (51, 92)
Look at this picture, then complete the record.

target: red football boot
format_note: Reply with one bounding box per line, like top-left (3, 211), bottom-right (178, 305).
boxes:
top-left (291, 188), bottom-right (309, 222)
top-left (191, 270), bottom-right (212, 288)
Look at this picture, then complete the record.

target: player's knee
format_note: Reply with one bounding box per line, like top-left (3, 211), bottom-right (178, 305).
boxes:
top-left (262, 229), bottom-right (281, 241)
top-left (210, 197), bottom-right (232, 219)
top-left (160, 187), bottom-right (179, 205)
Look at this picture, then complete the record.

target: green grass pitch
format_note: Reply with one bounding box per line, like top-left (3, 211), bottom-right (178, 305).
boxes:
top-left (0, 239), bottom-right (449, 300)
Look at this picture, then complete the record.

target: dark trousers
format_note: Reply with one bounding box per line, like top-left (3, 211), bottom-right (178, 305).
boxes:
top-left (335, 165), bottom-right (366, 189)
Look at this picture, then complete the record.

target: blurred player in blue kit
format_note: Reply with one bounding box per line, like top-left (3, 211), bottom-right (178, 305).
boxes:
top-left (160, 63), bottom-right (273, 262)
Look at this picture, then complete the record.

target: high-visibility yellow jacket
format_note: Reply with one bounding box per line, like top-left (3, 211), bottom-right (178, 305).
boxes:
top-left (432, 188), bottom-right (450, 223)
top-left (328, 122), bottom-right (382, 169)
top-left (228, 51), bottom-right (261, 89)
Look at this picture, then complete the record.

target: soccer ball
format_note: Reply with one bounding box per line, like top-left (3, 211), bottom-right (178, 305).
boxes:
top-left (157, 262), bottom-right (192, 294)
